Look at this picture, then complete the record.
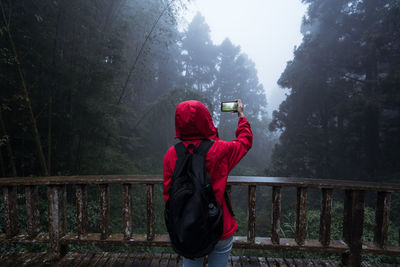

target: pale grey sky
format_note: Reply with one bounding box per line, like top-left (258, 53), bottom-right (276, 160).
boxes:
top-left (183, 0), bottom-right (308, 114)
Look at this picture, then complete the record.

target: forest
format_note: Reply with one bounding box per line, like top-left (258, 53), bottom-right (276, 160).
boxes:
top-left (0, 0), bottom-right (272, 178)
top-left (268, 0), bottom-right (400, 183)
top-left (0, 0), bottom-right (399, 263)
top-left (1, 0), bottom-right (399, 182)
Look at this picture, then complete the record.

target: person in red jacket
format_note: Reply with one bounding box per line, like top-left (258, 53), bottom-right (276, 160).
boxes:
top-left (163, 99), bottom-right (253, 267)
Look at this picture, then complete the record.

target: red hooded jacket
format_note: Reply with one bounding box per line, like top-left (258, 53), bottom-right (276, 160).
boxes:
top-left (163, 100), bottom-right (253, 240)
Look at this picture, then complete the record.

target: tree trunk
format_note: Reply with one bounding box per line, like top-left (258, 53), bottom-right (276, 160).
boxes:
top-left (0, 147), bottom-right (5, 177)
top-left (47, 5), bottom-right (64, 176)
top-left (1, 2), bottom-right (49, 176)
top-left (0, 108), bottom-right (17, 177)
top-left (117, 0), bottom-right (174, 104)
top-left (364, 43), bottom-right (379, 179)
top-left (47, 95), bottom-right (52, 175)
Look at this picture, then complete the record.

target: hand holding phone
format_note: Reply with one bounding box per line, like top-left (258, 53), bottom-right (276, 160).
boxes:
top-left (221, 101), bottom-right (238, 112)
top-left (236, 99), bottom-right (244, 118)
top-left (221, 99), bottom-right (245, 118)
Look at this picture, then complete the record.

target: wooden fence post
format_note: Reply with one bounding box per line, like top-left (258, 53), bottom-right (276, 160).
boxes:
top-left (343, 190), bottom-right (353, 244)
top-left (342, 190), bottom-right (365, 267)
top-left (295, 187), bottom-right (307, 245)
top-left (3, 186), bottom-right (18, 238)
top-left (146, 184), bottom-right (155, 241)
top-left (26, 185), bottom-right (40, 238)
top-left (99, 184), bottom-right (110, 240)
top-left (123, 184), bottom-right (132, 240)
top-left (47, 185), bottom-right (68, 258)
top-left (271, 186), bottom-right (281, 244)
top-left (374, 192), bottom-right (391, 248)
top-left (247, 185), bottom-right (256, 243)
top-left (319, 188), bottom-right (333, 246)
top-left (76, 184), bottom-right (88, 237)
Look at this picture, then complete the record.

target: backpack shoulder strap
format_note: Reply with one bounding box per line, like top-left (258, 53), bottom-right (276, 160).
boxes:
top-left (174, 142), bottom-right (187, 160)
top-left (224, 190), bottom-right (235, 217)
top-left (171, 142), bottom-right (189, 182)
top-left (196, 140), bottom-right (214, 156)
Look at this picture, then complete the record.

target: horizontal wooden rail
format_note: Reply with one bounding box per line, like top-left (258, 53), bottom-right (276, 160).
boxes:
top-left (1, 233), bottom-right (399, 257)
top-left (0, 175), bottom-right (399, 267)
top-left (0, 175), bottom-right (400, 192)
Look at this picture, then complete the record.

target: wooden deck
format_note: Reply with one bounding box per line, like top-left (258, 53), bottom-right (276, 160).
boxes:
top-left (1, 176), bottom-right (400, 266)
top-left (0, 252), bottom-right (398, 267)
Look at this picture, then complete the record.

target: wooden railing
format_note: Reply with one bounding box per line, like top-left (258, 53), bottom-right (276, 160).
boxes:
top-left (0, 175), bottom-right (399, 266)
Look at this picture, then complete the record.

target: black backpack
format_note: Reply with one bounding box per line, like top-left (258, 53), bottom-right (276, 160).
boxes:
top-left (164, 140), bottom-right (226, 259)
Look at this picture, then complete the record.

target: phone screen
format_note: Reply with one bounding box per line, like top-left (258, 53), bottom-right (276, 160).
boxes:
top-left (221, 101), bottom-right (238, 112)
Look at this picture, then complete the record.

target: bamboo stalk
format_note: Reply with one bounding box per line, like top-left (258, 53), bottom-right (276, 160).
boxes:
top-left (0, 108), bottom-right (17, 176)
top-left (0, 2), bottom-right (49, 176)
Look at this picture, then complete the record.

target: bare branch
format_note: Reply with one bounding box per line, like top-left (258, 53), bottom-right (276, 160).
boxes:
top-left (0, 1), bottom-right (49, 176)
top-left (342, 74), bottom-right (378, 84)
top-left (117, 0), bottom-right (175, 104)
top-left (0, 107), bottom-right (17, 176)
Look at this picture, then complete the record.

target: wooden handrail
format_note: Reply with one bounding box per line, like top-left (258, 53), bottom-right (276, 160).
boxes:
top-left (0, 175), bottom-right (399, 266)
top-left (0, 175), bottom-right (399, 192)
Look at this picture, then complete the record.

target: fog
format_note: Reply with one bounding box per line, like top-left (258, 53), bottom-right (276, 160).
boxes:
top-left (1, 1), bottom-right (399, 264)
top-left (184, 0), bottom-right (307, 114)
top-left (1, 0), bottom-right (399, 183)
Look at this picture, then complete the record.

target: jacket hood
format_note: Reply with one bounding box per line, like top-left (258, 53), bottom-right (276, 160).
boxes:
top-left (175, 100), bottom-right (218, 140)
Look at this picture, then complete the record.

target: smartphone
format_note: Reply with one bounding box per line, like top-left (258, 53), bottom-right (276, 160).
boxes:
top-left (221, 101), bottom-right (238, 112)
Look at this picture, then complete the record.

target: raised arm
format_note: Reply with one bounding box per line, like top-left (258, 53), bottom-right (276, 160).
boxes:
top-left (226, 99), bottom-right (253, 172)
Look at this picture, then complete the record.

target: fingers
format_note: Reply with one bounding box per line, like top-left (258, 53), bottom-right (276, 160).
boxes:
top-left (235, 99), bottom-right (245, 118)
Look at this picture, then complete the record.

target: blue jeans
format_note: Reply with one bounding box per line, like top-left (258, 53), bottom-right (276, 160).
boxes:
top-left (182, 236), bottom-right (233, 267)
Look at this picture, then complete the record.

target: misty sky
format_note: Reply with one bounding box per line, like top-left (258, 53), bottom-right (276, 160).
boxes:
top-left (184, 0), bottom-right (308, 114)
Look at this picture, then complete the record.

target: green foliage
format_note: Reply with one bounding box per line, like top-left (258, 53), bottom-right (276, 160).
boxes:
top-left (0, 1), bottom-right (278, 258)
top-left (0, 0), bottom-right (273, 178)
top-left (268, 0), bottom-right (400, 181)
top-left (4, 0), bottom-right (398, 264)
top-left (0, 184), bottom-right (398, 264)
top-left (232, 200), bottom-right (399, 264)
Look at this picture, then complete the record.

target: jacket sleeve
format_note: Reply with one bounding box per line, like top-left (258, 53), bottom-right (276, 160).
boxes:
top-left (163, 147), bottom-right (176, 203)
top-left (226, 117), bottom-right (253, 172)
